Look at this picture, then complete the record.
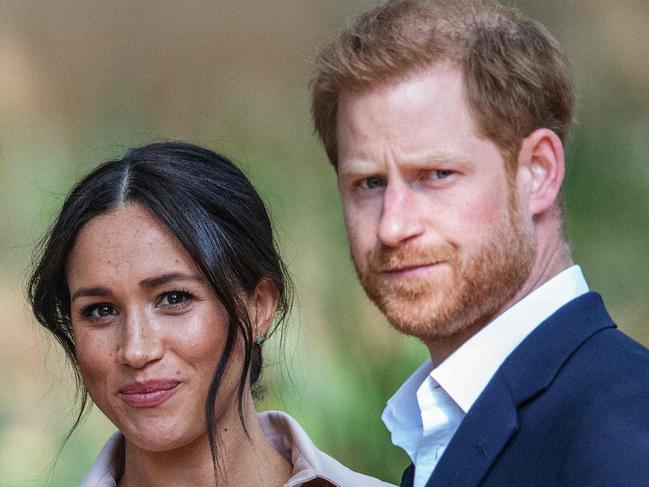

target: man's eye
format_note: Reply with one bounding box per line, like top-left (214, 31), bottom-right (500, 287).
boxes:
top-left (360, 177), bottom-right (385, 190)
top-left (422, 169), bottom-right (454, 182)
top-left (159, 290), bottom-right (193, 307)
top-left (82, 303), bottom-right (118, 320)
top-left (431, 170), bottom-right (453, 180)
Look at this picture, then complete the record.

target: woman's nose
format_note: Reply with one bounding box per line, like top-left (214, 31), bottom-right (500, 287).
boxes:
top-left (117, 312), bottom-right (164, 369)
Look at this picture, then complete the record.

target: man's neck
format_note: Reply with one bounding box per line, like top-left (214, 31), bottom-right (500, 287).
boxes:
top-left (425, 238), bottom-right (574, 366)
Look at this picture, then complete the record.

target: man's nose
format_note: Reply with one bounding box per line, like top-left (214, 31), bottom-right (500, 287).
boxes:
top-left (377, 180), bottom-right (425, 248)
top-left (117, 311), bottom-right (164, 369)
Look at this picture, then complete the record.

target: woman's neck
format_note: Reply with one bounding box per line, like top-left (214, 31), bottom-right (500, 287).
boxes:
top-left (118, 396), bottom-right (292, 487)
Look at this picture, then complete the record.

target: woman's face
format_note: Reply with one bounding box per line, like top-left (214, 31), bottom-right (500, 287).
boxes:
top-left (67, 203), bottom-right (233, 452)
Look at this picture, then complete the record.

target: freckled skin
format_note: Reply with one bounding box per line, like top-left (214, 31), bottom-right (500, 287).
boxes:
top-left (67, 204), bottom-right (241, 453)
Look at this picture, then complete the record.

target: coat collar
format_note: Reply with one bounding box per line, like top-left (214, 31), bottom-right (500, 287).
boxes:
top-left (422, 292), bottom-right (616, 487)
top-left (79, 410), bottom-right (393, 487)
top-left (258, 410), bottom-right (394, 487)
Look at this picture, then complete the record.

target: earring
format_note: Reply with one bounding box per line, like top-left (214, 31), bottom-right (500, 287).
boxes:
top-left (256, 335), bottom-right (265, 346)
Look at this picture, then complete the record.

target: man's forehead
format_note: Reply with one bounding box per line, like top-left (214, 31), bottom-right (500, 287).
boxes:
top-left (336, 72), bottom-right (481, 172)
top-left (337, 66), bottom-right (474, 133)
top-left (337, 63), bottom-right (465, 110)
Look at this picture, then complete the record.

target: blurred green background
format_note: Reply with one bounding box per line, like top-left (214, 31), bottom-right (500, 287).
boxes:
top-left (0, 0), bottom-right (647, 485)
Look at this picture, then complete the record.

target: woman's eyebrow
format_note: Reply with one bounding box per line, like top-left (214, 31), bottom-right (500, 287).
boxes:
top-left (70, 274), bottom-right (203, 302)
top-left (71, 287), bottom-right (111, 302)
top-left (139, 272), bottom-right (204, 289)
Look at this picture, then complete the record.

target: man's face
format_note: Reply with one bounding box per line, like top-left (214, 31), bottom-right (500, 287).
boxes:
top-left (336, 64), bottom-right (537, 340)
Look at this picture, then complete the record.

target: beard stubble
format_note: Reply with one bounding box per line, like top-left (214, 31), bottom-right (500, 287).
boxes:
top-left (354, 196), bottom-right (536, 341)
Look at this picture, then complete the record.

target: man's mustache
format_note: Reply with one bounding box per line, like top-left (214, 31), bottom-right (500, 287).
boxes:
top-left (367, 244), bottom-right (456, 273)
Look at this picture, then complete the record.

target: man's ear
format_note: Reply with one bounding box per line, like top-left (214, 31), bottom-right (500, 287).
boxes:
top-left (249, 278), bottom-right (279, 338)
top-left (516, 128), bottom-right (565, 216)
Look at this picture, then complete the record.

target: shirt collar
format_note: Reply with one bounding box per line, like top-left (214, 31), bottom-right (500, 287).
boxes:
top-left (383, 265), bottom-right (588, 433)
top-left (381, 359), bottom-right (433, 460)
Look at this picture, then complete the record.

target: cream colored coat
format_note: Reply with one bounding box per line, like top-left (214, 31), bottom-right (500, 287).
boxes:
top-left (79, 410), bottom-right (395, 487)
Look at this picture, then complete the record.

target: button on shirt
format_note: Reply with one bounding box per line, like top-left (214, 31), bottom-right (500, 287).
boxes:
top-left (382, 266), bottom-right (589, 487)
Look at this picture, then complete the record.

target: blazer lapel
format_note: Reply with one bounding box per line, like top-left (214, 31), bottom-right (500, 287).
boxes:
top-left (424, 292), bottom-right (615, 487)
top-left (498, 293), bottom-right (615, 405)
top-left (425, 372), bottom-right (518, 487)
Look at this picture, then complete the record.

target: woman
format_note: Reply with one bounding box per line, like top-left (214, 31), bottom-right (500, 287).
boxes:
top-left (28, 142), bottom-right (394, 487)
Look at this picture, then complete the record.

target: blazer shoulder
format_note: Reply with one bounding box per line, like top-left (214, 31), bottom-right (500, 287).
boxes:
top-left (570, 326), bottom-right (649, 385)
top-left (556, 328), bottom-right (649, 485)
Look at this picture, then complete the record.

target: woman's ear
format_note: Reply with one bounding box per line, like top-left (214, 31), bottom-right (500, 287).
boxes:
top-left (249, 278), bottom-right (279, 338)
top-left (516, 128), bottom-right (565, 216)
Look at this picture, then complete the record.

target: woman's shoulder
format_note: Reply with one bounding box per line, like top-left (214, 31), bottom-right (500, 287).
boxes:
top-left (258, 410), bottom-right (396, 487)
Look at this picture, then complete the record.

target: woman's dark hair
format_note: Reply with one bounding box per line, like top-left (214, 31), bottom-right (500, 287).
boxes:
top-left (28, 141), bottom-right (292, 468)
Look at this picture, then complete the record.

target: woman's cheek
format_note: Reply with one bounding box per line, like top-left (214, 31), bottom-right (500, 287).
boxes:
top-left (75, 329), bottom-right (114, 395)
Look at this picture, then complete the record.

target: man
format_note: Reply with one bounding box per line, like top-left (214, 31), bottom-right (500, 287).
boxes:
top-left (310, 1), bottom-right (649, 486)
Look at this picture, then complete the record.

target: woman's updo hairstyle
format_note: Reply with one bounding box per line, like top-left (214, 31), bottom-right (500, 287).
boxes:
top-left (28, 142), bottom-right (292, 461)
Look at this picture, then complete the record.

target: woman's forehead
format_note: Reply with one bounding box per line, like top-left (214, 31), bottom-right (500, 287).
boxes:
top-left (67, 204), bottom-right (199, 289)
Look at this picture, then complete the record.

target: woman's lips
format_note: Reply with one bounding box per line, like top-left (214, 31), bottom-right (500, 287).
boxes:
top-left (119, 380), bottom-right (180, 408)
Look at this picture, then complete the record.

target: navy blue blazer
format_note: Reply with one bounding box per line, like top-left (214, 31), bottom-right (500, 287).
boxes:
top-left (401, 292), bottom-right (649, 487)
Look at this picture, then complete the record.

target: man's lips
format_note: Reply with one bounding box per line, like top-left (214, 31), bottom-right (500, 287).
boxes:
top-left (377, 261), bottom-right (445, 275)
top-left (119, 379), bottom-right (181, 408)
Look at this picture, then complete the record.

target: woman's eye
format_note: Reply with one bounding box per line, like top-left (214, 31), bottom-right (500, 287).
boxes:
top-left (82, 303), bottom-right (118, 320)
top-left (159, 290), bottom-right (193, 307)
top-left (360, 176), bottom-right (385, 190)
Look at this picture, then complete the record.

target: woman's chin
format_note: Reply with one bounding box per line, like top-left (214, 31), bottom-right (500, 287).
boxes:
top-left (120, 422), bottom-right (205, 454)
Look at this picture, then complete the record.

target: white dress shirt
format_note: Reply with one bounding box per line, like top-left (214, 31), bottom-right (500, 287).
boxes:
top-left (382, 265), bottom-right (589, 487)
